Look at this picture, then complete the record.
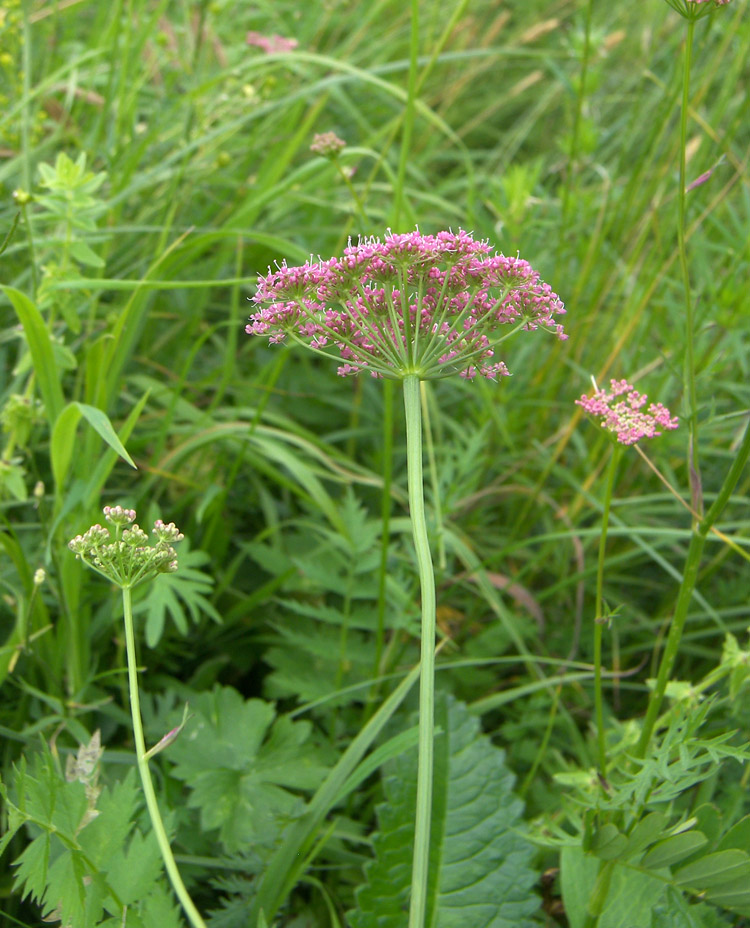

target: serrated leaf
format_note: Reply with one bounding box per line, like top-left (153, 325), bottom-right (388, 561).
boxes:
top-left (674, 849), bottom-right (750, 890)
top-left (13, 832), bottom-right (51, 904)
top-left (107, 827), bottom-right (163, 905)
top-left (44, 849), bottom-right (92, 927)
top-left (78, 770), bottom-right (139, 869)
top-left (350, 695), bottom-right (539, 928)
top-left (641, 831), bottom-right (709, 870)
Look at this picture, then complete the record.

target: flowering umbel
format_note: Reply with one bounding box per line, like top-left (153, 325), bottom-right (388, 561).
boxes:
top-left (576, 379), bottom-right (679, 446)
top-left (663, 0), bottom-right (731, 19)
top-left (68, 506), bottom-right (184, 589)
top-left (247, 229), bottom-right (566, 381)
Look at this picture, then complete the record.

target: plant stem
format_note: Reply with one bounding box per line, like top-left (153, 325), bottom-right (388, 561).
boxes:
top-left (636, 416), bottom-right (750, 757)
top-left (373, 378), bottom-right (395, 683)
top-left (121, 587), bottom-right (207, 928)
top-left (558, 0), bottom-right (594, 263)
top-left (403, 374), bottom-right (437, 928)
top-left (594, 446), bottom-right (619, 778)
top-left (678, 19), bottom-right (702, 520)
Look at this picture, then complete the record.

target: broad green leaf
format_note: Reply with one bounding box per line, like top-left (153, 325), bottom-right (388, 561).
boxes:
top-left (591, 823), bottom-right (628, 861)
top-left (167, 686), bottom-right (329, 852)
top-left (716, 814), bottom-right (750, 854)
top-left (623, 812), bottom-right (669, 860)
top-left (560, 846), bottom-right (666, 928)
top-left (69, 240), bottom-right (105, 267)
top-left (350, 695), bottom-right (539, 928)
top-left (675, 849), bottom-right (750, 890)
top-left (641, 831), bottom-right (709, 870)
top-left (3, 286), bottom-right (64, 426)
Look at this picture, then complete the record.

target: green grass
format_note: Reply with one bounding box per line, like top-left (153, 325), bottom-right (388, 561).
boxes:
top-left (1, 0), bottom-right (750, 925)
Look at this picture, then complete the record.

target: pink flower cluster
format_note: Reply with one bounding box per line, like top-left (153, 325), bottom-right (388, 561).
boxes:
top-left (576, 380), bottom-right (679, 446)
top-left (246, 31), bottom-right (298, 53)
top-left (247, 229), bottom-right (566, 381)
top-left (664, 0), bottom-right (731, 18)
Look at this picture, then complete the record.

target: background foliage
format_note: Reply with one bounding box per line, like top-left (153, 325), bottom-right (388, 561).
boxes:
top-left (1, 0), bottom-right (750, 925)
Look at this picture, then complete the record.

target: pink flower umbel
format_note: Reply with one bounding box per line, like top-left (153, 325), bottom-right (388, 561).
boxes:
top-left (247, 229), bottom-right (566, 381)
top-left (246, 31), bottom-right (298, 53)
top-left (310, 132), bottom-right (346, 158)
top-left (663, 0), bottom-right (731, 18)
top-left (576, 379), bottom-right (679, 446)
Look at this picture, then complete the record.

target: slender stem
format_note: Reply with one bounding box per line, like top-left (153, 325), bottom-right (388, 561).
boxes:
top-left (678, 19), bottom-right (702, 520)
top-left (558, 0), bottom-right (594, 263)
top-left (583, 859), bottom-right (614, 928)
top-left (121, 587), bottom-right (207, 928)
top-left (594, 447), bottom-right (619, 778)
top-left (420, 381), bottom-right (446, 570)
top-left (636, 416), bottom-right (750, 757)
top-left (373, 378), bottom-right (394, 681)
top-left (403, 375), bottom-right (437, 928)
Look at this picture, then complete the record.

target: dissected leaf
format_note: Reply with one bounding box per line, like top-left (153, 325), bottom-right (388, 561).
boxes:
top-left (167, 685), bottom-right (329, 852)
top-left (350, 695), bottom-right (539, 928)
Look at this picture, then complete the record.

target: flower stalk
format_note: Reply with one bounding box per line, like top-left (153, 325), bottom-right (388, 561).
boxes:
top-left (403, 374), bottom-right (437, 928)
top-left (593, 446), bottom-right (620, 779)
top-left (69, 507), bottom-right (206, 928)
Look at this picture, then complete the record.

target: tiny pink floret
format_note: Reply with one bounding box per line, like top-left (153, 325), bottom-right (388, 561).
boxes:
top-left (247, 229), bottom-right (566, 381)
top-left (576, 379), bottom-right (679, 446)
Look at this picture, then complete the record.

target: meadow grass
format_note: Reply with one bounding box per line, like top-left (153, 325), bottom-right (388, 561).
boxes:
top-left (2, 0), bottom-right (750, 925)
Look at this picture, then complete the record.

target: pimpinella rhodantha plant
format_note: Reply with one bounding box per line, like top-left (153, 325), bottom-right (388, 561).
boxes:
top-left (247, 228), bottom-right (566, 928)
top-left (577, 379), bottom-right (679, 780)
top-left (68, 506), bottom-right (208, 928)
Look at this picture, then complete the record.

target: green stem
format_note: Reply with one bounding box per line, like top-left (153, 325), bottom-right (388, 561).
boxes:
top-left (373, 378), bottom-right (394, 682)
top-left (583, 859), bottom-right (615, 928)
top-left (594, 447), bottom-right (619, 778)
top-left (636, 416), bottom-right (750, 757)
top-left (403, 374), bottom-right (437, 928)
top-left (121, 587), bottom-right (207, 928)
top-left (558, 0), bottom-right (594, 262)
top-left (678, 19), bottom-right (702, 519)
top-left (420, 381), bottom-right (445, 570)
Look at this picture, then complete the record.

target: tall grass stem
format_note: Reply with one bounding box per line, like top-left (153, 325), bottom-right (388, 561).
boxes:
top-left (678, 19), bottom-right (702, 519)
top-left (636, 417), bottom-right (750, 757)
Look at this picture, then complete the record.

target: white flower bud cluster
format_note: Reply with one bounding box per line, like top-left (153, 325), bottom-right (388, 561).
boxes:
top-left (68, 506), bottom-right (184, 589)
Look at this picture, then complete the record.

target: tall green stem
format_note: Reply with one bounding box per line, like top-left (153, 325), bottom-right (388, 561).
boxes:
top-left (594, 447), bottom-right (619, 778)
top-left (403, 374), bottom-right (437, 928)
top-left (678, 19), bottom-right (702, 519)
top-left (121, 587), bottom-right (207, 928)
top-left (558, 0), bottom-right (594, 262)
top-left (636, 418), bottom-right (750, 757)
